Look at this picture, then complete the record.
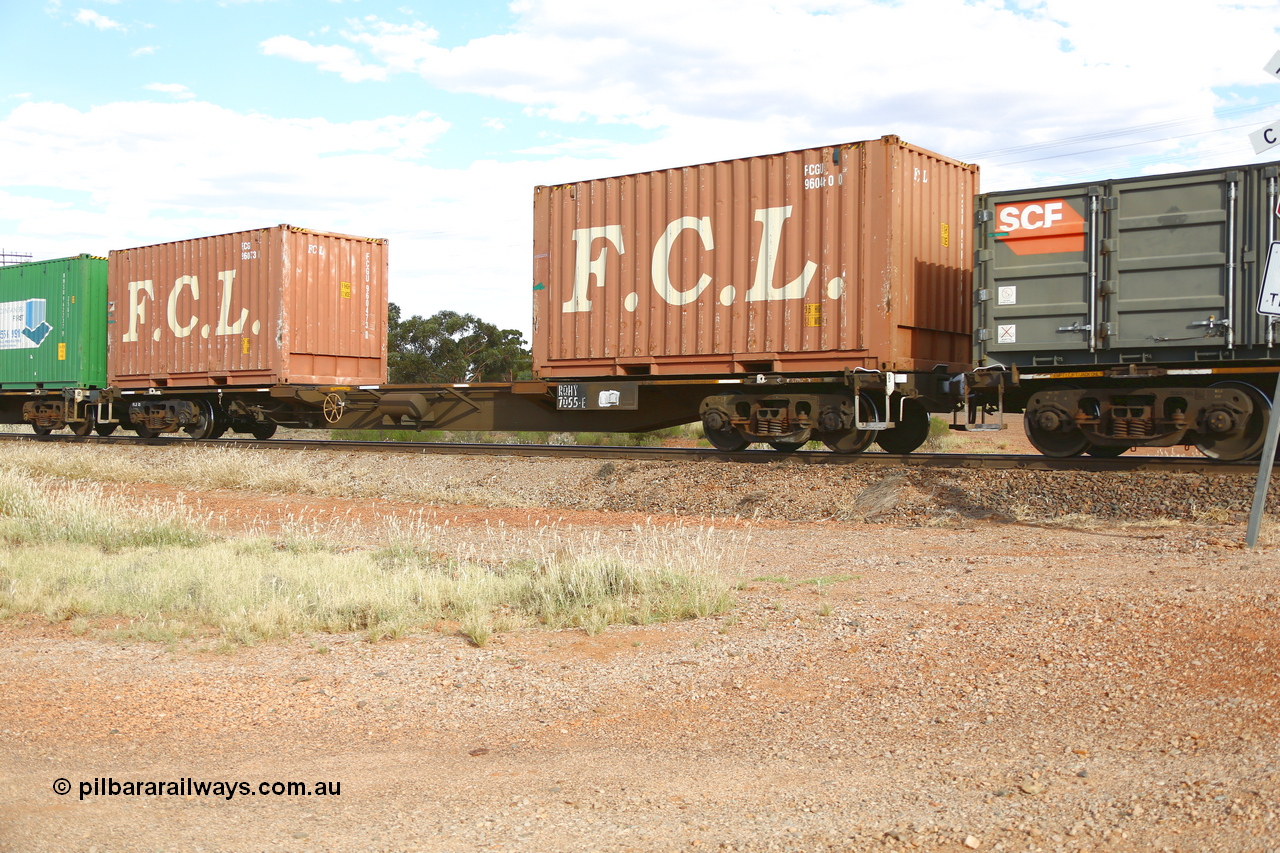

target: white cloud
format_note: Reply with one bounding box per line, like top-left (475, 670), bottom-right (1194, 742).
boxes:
top-left (144, 83), bottom-right (196, 101)
top-left (74, 8), bottom-right (125, 31)
top-left (0, 99), bottom-right (546, 331)
top-left (132, 45), bottom-right (158, 57)
top-left (13, 0), bottom-right (1280, 336)
top-left (260, 0), bottom-right (1280, 187)
top-left (260, 34), bottom-right (388, 82)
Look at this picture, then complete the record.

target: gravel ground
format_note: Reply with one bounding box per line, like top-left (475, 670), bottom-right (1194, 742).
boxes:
top-left (0, 448), bottom-right (1278, 852)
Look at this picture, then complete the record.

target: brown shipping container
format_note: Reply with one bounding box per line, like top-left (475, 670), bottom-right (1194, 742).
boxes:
top-left (108, 225), bottom-right (387, 388)
top-left (532, 135), bottom-right (977, 378)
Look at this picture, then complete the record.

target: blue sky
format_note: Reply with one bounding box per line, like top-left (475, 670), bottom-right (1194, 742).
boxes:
top-left (3, 0), bottom-right (1280, 336)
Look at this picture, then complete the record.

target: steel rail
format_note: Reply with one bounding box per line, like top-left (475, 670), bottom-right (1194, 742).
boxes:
top-left (0, 431), bottom-right (1260, 475)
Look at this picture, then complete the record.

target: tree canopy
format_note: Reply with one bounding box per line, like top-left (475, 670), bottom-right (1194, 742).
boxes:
top-left (387, 304), bottom-right (532, 384)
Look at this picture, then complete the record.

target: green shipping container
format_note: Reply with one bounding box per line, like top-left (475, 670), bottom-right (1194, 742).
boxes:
top-left (0, 255), bottom-right (108, 389)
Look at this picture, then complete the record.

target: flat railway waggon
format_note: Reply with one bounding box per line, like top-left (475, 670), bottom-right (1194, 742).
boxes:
top-left (4, 137), bottom-right (1280, 462)
top-left (966, 161), bottom-right (1280, 461)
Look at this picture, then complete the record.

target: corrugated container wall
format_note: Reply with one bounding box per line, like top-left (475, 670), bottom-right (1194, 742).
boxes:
top-left (975, 161), bottom-right (1280, 367)
top-left (532, 135), bottom-right (978, 378)
top-left (108, 225), bottom-right (387, 388)
top-left (0, 255), bottom-right (108, 389)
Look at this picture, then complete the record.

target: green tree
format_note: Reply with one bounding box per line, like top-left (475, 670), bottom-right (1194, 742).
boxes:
top-left (387, 304), bottom-right (532, 384)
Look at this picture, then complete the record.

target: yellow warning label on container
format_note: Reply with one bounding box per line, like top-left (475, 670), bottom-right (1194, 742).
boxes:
top-left (242, 338), bottom-right (250, 354)
top-left (57, 343), bottom-right (66, 361)
top-left (340, 282), bottom-right (352, 299)
top-left (941, 222), bottom-right (950, 248)
top-left (804, 304), bottom-right (823, 327)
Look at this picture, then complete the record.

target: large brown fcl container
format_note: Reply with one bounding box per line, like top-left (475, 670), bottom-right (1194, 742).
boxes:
top-left (108, 225), bottom-right (387, 388)
top-left (532, 135), bottom-right (977, 378)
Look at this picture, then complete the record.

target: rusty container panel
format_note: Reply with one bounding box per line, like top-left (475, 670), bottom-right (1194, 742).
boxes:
top-left (532, 135), bottom-right (977, 378)
top-left (108, 225), bottom-right (387, 388)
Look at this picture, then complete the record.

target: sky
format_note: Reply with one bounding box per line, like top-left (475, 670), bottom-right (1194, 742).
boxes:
top-left (3, 0), bottom-right (1280, 338)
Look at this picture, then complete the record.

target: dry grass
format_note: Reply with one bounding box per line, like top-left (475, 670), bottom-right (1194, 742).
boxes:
top-left (0, 470), bottom-right (740, 646)
top-left (0, 442), bottom-right (528, 507)
top-left (838, 474), bottom-right (909, 522)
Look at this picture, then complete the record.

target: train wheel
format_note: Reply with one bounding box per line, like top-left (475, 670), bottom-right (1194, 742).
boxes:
top-left (184, 399), bottom-right (221, 440)
top-left (767, 429), bottom-right (812, 452)
top-left (704, 425), bottom-right (749, 452)
top-left (876, 398), bottom-right (931, 454)
top-left (822, 427), bottom-right (876, 454)
top-left (1195, 382), bottom-right (1269, 461)
top-left (1024, 419), bottom-right (1088, 457)
top-left (823, 393), bottom-right (879, 454)
top-left (248, 422), bottom-right (278, 440)
top-left (1084, 444), bottom-right (1128, 458)
top-left (70, 410), bottom-right (97, 437)
top-left (31, 424), bottom-right (54, 436)
top-left (134, 423), bottom-right (159, 438)
top-left (95, 422), bottom-right (118, 437)
top-left (1024, 388), bottom-right (1087, 458)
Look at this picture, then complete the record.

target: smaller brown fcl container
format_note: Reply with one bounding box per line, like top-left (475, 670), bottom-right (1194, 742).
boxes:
top-left (109, 225), bottom-right (388, 388)
top-left (532, 135), bottom-right (978, 378)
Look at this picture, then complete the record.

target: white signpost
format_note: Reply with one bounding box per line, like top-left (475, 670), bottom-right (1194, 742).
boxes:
top-left (1250, 121), bottom-right (1280, 155)
top-left (1243, 53), bottom-right (1280, 548)
top-left (1247, 242), bottom-right (1280, 546)
top-left (1251, 53), bottom-right (1280, 154)
top-left (1265, 49), bottom-right (1280, 80)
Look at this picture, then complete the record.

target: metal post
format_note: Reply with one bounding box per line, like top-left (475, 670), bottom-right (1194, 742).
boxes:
top-left (1246, 371), bottom-right (1280, 546)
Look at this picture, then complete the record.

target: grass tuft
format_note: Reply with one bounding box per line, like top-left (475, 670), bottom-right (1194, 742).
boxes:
top-left (0, 474), bottom-right (739, 646)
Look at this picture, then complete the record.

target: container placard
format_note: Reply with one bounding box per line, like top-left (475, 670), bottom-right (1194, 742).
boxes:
top-left (556, 382), bottom-right (639, 410)
top-left (0, 298), bottom-right (50, 349)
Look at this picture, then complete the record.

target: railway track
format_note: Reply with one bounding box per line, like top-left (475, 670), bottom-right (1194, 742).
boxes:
top-left (0, 431), bottom-right (1262, 474)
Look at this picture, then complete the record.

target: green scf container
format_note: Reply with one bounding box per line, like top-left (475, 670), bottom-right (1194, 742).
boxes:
top-left (0, 255), bottom-right (108, 389)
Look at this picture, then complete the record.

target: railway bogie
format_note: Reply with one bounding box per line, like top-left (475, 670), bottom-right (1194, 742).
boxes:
top-left (961, 158), bottom-right (1280, 461)
top-left (697, 371), bottom-right (946, 454)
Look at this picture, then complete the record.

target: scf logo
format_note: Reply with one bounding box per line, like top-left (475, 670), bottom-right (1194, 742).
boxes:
top-left (998, 201), bottom-right (1066, 232)
top-left (994, 198), bottom-right (1085, 255)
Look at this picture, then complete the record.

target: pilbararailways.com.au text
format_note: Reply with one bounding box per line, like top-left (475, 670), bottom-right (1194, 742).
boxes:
top-left (53, 777), bottom-right (342, 801)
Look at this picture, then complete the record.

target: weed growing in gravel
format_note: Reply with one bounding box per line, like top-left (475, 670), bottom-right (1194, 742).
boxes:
top-left (918, 417), bottom-right (968, 453)
top-left (0, 476), bottom-right (737, 646)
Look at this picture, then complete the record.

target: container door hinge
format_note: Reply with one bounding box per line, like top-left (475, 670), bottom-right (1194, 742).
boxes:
top-left (974, 209), bottom-right (994, 224)
top-left (976, 288), bottom-right (991, 303)
top-left (975, 328), bottom-right (990, 342)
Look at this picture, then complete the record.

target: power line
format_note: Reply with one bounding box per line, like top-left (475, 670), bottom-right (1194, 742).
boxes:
top-left (986, 119), bottom-right (1267, 167)
top-left (961, 99), bottom-right (1280, 163)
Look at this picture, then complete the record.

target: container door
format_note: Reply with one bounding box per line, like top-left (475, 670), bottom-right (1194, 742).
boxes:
top-left (1101, 170), bottom-right (1239, 352)
top-left (977, 187), bottom-right (1095, 364)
